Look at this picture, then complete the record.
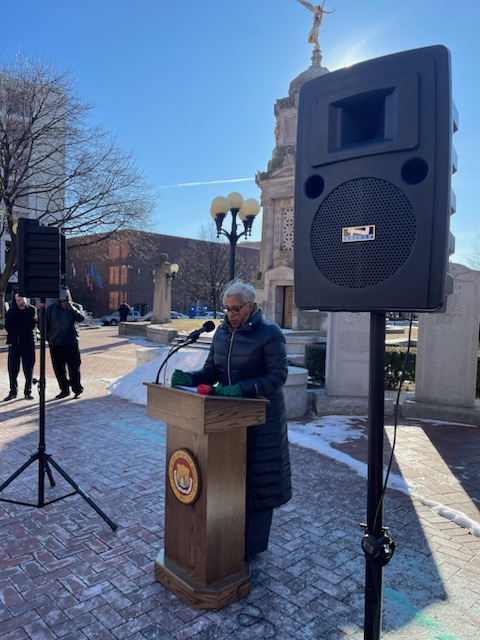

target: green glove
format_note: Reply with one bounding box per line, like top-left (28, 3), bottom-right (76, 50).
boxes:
top-left (215, 383), bottom-right (243, 397)
top-left (171, 369), bottom-right (193, 387)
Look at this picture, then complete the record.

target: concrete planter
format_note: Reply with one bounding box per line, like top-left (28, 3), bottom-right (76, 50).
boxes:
top-left (145, 325), bottom-right (179, 345)
top-left (284, 365), bottom-right (309, 419)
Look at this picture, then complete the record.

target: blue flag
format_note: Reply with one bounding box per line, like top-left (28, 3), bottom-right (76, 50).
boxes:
top-left (91, 263), bottom-right (103, 288)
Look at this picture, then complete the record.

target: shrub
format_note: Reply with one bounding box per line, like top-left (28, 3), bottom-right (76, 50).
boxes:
top-left (304, 344), bottom-right (416, 389)
top-left (384, 347), bottom-right (416, 389)
top-left (304, 344), bottom-right (327, 384)
top-left (305, 345), bottom-right (480, 397)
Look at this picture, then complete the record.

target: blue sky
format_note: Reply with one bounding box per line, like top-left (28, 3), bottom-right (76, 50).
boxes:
top-left (1, 1), bottom-right (477, 264)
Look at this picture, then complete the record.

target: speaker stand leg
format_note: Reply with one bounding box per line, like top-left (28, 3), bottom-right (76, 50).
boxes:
top-left (364, 311), bottom-right (386, 640)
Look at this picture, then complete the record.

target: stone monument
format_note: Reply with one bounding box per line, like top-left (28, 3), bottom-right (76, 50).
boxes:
top-left (152, 253), bottom-right (173, 324)
top-left (254, 3), bottom-right (334, 332)
top-left (404, 263), bottom-right (480, 424)
top-left (325, 312), bottom-right (370, 397)
top-left (313, 312), bottom-right (372, 416)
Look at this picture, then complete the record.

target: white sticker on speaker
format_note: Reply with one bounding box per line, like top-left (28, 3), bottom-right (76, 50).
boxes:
top-left (342, 225), bottom-right (376, 242)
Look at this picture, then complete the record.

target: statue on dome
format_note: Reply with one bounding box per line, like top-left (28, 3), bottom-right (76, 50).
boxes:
top-left (296, 0), bottom-right (335, 51)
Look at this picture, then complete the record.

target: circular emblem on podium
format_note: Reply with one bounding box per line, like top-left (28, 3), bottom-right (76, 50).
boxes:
top-left (168, 449), bottom-right (201, 504)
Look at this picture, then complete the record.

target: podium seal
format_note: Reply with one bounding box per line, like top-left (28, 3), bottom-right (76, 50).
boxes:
top-left (168, 449), bottom-right (201, 504)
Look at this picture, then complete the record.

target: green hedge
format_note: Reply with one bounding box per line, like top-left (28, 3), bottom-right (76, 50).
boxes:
top-left (384, 347), bottom-right (416, 389)
top-left (304, 343), bottom-right (327, 384)
top-left (304, 344), bottom-right (480, 397)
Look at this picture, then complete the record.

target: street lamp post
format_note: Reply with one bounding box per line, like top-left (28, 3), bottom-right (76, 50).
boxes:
top-left (165, 263), bottom-right (179, 280)
top-left (210, 192), bottom-right (261, 281)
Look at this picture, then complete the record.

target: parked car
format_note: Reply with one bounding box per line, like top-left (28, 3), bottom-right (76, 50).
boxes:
top-left (141, 311), bottom-right (154, 321)
top-left (101, 310), bottom-right (141, 326)
top-left (140, 311), bottom-right (189, 321)
top-left (196, 311), bottom-right (225, 320)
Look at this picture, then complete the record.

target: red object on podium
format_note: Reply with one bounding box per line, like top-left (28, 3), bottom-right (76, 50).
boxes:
top-left (197, 384), bottom-right (214, 395)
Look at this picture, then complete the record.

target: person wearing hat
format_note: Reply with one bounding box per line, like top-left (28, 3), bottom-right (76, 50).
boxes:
top-left (46, 287), bottom-right (85, 399)
top-left (3, 293), bottom-right (38, 401)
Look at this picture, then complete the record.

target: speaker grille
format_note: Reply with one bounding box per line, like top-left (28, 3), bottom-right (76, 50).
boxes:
top-left (311, 178), bottom-right (416, 288)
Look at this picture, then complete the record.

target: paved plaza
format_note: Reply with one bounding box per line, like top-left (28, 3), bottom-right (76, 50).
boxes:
top-left (0, 326), bottom-right (479, 639)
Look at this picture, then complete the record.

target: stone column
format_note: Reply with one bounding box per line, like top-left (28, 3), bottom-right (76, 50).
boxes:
top-left (415, 263), bottom-right (480, 408)
top-left (325, 312), bottom-right (370, 397)
top-left (152, 253), bottom-right (173, 324)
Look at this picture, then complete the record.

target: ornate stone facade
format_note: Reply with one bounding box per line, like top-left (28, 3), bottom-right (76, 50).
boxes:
top-left (254, 50), bottom-right (329, 331)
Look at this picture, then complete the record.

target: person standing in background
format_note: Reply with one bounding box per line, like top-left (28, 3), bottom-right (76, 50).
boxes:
top-left (46, 288), bottom-right (85, 399)
top-left (118, 302), bottom-right (131, 322)
top-left (4, 293), bottom-right (38, 401)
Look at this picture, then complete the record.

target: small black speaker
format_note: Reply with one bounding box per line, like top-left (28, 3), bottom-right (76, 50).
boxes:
top-left (294, 45), bottom-right (457, 312)
top-left (17, 218), bottom-right (64, 298)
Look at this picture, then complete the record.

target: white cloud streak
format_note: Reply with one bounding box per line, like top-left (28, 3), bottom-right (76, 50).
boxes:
top-left (159, 177), bottom-right (255, 189)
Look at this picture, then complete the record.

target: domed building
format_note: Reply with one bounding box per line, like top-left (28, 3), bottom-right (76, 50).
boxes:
top-left (255, 48), bottom-right (328, 331)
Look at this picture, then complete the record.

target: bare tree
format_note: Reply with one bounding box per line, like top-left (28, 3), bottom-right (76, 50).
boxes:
top-left (466, 231), bottom-right (480, 270)
top-left (0, 56), bottom-right (155, 315)
top-left (179, 224), bottom-right (230, 316)
top-left (178, 223), bottom-right (259, 316)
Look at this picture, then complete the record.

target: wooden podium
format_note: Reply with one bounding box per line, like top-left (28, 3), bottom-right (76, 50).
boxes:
top-left (145, 384), bottom-right (268, 610)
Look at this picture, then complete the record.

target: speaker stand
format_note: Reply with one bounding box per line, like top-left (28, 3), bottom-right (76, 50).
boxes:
top-left (0, 299), bottom-right (117, 531)
top-left (363, 312), bottom-right (393, 640)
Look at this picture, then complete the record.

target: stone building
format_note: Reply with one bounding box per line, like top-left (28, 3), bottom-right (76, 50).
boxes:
top-left (255, 49), bottom-right (328, 332)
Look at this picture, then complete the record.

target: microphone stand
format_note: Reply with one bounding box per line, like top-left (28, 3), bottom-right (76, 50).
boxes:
top-left (154, 321), bottom-right (214, 385)
top-left (155, 336), bottom-right (197, 385)
top-left (0, 298), bottom-right (118, 531)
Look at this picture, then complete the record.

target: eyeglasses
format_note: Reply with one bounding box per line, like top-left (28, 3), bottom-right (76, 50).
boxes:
top-left (222, 302), bottom-right (250, 315)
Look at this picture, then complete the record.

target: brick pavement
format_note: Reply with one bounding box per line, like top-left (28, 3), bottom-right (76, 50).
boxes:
top-left (0, 326), bottom-right (479, 639)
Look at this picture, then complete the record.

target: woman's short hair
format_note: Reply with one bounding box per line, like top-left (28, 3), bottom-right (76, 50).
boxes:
top-left (222, 279), bottom-right (256, 305)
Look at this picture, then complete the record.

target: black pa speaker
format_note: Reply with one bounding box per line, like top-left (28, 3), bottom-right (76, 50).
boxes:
top-left (17, 218), bottom-right (65, 298)
top-left (294, 45), bottom-right (457, 312)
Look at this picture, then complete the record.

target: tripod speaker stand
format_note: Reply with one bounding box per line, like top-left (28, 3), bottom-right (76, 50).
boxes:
top-left (0, 298), bottom-right (118, 531)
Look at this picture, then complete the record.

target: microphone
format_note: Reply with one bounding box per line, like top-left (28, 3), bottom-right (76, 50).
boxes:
top-left (186, 320), bottom-right (215, 342)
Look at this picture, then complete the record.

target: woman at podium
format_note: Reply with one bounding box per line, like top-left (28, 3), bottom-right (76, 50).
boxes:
top-left (171, 280), bottom-right (292, 558)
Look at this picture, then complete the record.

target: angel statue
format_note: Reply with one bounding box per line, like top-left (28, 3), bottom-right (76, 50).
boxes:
top-left (296, 0), bottom-right (335, 50)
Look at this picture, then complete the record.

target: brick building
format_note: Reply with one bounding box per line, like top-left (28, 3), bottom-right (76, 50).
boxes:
top-left (66, 230), bottom-right (260, 317)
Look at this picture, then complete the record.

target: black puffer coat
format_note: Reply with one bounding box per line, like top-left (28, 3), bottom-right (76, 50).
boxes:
top-left (5, 304), bottom-right (37, 347)
top-left (189, 309), bottom-right (292, 513)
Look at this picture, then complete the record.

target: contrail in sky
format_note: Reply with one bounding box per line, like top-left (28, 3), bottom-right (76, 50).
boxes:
top-left (159, 177), bottom-right (255, 189)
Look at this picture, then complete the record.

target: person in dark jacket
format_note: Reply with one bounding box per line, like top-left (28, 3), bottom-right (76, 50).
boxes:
top-left (46, 288), bottom-right (85, 399)
top-left (118, 302), bottom-right (131, 322)
top-left (171, 280), bottom-right (292, 559)
top-left (4, 293), bottom-right (38, 401)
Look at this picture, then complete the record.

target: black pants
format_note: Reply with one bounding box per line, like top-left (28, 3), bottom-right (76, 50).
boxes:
top-left (49, 343), bottom-right (83, 395)
top-left (7, 344), bottom-right (35, 395)
top-left (245, 509), bottom-right (273, 556)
